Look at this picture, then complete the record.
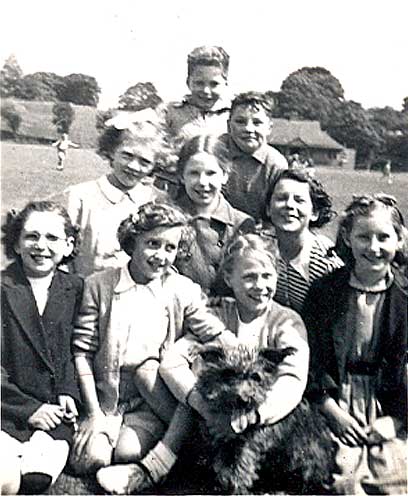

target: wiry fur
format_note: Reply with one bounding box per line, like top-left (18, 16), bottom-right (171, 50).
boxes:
top-left (196, 345), bottom-right (335, 494)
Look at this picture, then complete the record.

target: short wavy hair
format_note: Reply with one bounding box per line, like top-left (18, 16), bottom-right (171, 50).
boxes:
top-left (221, 233), bottom-right (280, 280)
top-left (1, 200), bottom-right (80, 263)
top-left (230, 91), bottom-right (275, 120)
top-left (264, 168), bottom-right (336, 228)
top-left (335, 194), bottom-right (408, 268)
top-left (117, 201), bottom-right (193, 260)
top-left (97, 119), bottom-right (176, 173)
top-left (187, 46), bottom-right (230, 79)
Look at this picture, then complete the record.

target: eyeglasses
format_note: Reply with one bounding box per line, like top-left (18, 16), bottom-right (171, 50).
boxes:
top-left (22, 231), bottom-right (67, 247)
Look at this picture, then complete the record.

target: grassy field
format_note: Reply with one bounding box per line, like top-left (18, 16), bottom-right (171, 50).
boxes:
top-left (1, 142), bottom-right (408, 268)
top-left (1, 99), bottom-right (99, 148)
top-left (2, 142), bottom-right (407, 236)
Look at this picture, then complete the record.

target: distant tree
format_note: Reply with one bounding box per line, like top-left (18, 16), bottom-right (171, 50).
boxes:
top-left (1, 101), bottom-right (22, 136)
top-left (278, 67), bottom-right (344, 127)
top-left (402, 97), bottom-right (408, 113)
top-left (327, 100), bottom-right (383, 165)
top-left (263, 91), bottom-right (280, 116)
top-left (16, 72), bottom-right (65, 101)
top-left (0, 54), bottom-right (23, 98)
top-left (368, 106), bottom-right (403, 134)
top-left (118, 82), bottom-right (162, 111)
top-left (52, 102), bottom-right (75, 134)
top-left (60, 73), bottom-right (100, 107)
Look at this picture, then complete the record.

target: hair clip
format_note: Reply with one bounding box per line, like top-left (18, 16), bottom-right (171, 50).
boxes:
top-left (104, 108), bottom-right (160, 132)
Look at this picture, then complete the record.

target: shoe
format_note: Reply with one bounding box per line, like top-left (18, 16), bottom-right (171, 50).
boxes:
top-left (56, 165), bottom-right (64, 171)
top-left (96, 463), bottom-right (155, 494)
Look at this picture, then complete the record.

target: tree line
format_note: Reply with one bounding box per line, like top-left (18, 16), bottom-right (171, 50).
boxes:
top-left (1, 55), bottom-right (407, 169)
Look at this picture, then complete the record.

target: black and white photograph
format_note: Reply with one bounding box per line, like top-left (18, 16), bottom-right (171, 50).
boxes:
top-left (1, 0), bottom-right (407, 494)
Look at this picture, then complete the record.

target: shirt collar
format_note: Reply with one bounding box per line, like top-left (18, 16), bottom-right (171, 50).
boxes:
top-left (183, 94), bottom-right (232, 113)
top-left (177, 192), bottom-right (235, 226)
top-left (114, 263), bottom-right (176, 294)
top-left (98, 175), bottom-right (155, 205)
top-left (349, 269), bottom-right (394, 293)
top-left (229, 137), bottom-right (269, 164)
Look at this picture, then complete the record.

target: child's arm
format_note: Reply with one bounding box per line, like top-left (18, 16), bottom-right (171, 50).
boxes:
top-left (160, 331), bottom-right (237, 413)
top-left (179, 280), bottom-right (228, 344)
top-left (71, 279), bottom-right (121, 450)
top-left (1, 366), bottom-right (65, 431)
top-left (318, 395), bottom-right (368, 446)
top-left (256, 311), bottom-right (310, 426)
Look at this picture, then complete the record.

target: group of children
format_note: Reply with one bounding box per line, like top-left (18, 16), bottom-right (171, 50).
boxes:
top-left (1, 45), bottom-right (407, 495)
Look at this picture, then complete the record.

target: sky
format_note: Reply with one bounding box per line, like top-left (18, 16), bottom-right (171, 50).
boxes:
top-left (1, 0), bottom-right (407, 111)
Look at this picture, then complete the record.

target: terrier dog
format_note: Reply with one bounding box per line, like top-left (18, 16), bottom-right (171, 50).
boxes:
top-left (196, 345), bottom-right (335, 494)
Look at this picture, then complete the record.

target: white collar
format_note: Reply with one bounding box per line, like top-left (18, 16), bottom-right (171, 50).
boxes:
top-left (114, 263), bottom-right (170, 295)
top-left (98, 175), bottom-right (155, 205)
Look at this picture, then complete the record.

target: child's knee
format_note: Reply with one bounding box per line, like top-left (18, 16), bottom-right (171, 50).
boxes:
top-left (113, 427), bottom-right (156, 463)
top-left (70, 433), bottom-right (112, 474)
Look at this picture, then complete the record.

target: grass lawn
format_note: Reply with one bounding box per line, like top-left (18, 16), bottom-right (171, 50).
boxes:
top-left (2, 142), bottom-right (407, 233)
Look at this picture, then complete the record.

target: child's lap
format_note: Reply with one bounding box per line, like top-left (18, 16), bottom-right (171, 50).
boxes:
top-left (122, 401), bottom-right (167, 440)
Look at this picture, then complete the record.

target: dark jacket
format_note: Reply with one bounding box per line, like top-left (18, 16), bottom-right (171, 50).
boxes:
top-left (301, 267), bottom-right (407, 425)
top-left (1, 261), bottom-right (83, 441)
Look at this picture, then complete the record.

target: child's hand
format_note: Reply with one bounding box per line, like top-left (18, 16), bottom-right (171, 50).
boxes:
top-left (320, 397), bottom-right (367, 446)
top-left (73, 412), bottom-right (122, 459)
top-left (58, 395), bottom-right (79, 424)
top-left (28, 403), bottom-right (65, 431)
top-left (366, 416), bottom-right (398, 445)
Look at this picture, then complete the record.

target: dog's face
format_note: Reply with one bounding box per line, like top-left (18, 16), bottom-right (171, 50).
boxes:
top-left (197, 345), bottom-right (295, 414)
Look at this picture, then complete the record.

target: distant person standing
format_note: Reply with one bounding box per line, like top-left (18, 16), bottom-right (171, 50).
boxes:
top-left (382, 160), bottom-right (393, 184)
top-left (52, 133), bottom-right (79, 171)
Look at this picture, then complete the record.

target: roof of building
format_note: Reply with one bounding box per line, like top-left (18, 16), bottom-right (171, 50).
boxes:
top-left (269, 118), bottom-right (343, 150)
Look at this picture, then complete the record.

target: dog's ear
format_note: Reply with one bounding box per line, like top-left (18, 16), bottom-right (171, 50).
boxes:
top-left (259, 347), bottom-right (296, 368)
top-left (199, 346), bottom-right (226, 364)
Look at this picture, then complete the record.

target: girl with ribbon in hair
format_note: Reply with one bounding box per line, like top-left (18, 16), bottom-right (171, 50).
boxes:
top-left (64, 109), bottom-right (169, 277)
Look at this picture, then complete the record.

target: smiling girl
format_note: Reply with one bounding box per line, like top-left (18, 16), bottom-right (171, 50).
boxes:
top-left (65, 110), bottom-right (168, 277)
top-left (1, 201), bottom-right (83, 494)
top-left (265, 168), bottom-right (343, 313)
top-left (173, 134), bottom-right (253, 295)
top-left (70, 202), bottom-right (226, 486)
top-left (160, 233), bottom-right (309, 440)
top-left (303, 194), bottom-right (407, 494)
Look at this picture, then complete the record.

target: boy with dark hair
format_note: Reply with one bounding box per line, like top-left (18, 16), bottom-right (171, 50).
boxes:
top-left (221, 91), bottom-right (287, 220)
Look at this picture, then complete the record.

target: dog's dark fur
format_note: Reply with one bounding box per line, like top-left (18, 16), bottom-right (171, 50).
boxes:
top-left (196, 345), bottom-right (335, 495)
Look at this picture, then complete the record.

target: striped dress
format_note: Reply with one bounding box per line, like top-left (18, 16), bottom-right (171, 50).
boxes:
top-left (274, 233), bottom-right (343, 313)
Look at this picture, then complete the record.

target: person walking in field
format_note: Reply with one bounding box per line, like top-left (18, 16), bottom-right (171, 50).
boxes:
top-left (52, 133), bottom-right (79, 171)
top-left (382, 160), bottom-right (393, 185)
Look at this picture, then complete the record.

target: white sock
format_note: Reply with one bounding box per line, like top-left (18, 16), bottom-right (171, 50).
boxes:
top-left (141, 441), bottom-right (177, 483)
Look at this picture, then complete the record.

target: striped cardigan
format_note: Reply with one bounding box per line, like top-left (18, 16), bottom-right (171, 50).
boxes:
top-left (274, 233), bottom-right (343, 313)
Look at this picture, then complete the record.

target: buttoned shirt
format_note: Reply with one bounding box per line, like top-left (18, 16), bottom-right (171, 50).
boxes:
top-left (220, 134), bottom-right (288, 220)
top-left (66, 175), bottom-right (167, 277)
top-left (160, 95), bottom-right (231, 144)
top-left (174, 192), bottom-right (253, 295)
